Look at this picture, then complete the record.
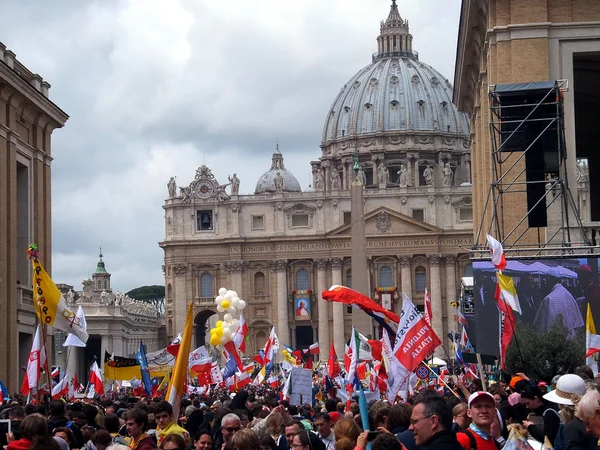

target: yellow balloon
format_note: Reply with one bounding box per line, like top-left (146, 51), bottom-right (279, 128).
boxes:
top-left (210, 334), bottom-right (220, 346)
top-left (216, 320), bottom-right (223, 328)
top-left (221, 300), bottom-right (230, 310)
top-left (210, 327), bottom-right (217, 335)
top-left (215, 327), bottom-right (223, 337)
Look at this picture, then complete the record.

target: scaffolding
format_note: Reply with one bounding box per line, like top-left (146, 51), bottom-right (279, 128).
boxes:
top-left (472, 79), bottom-right (594, 260)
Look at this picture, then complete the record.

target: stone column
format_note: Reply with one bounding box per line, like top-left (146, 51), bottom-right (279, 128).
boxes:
top-left (173, 264), bottom-right (188, 338)
top-left (231, 204), bottom-right (241, 236)
top-left (225, 260), bottom-right (247, 298)
top-left (428, 254), bottom-right (443, 349)
top-left (330, 258), bottom-right (345, 360)
top-left (315, 258), bottom-right (330, 361)
top-left (270, 260), bottom-right (290, 351)
top-left (444, 254), bottom-right (457, 345)
top-left (398, 255), bottom-right (412, 314)
top-left (351, 175), bottom-right (371, 336)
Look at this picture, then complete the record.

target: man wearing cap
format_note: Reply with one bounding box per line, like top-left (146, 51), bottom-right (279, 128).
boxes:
top-left (456, 392), bottom-right (498, 450)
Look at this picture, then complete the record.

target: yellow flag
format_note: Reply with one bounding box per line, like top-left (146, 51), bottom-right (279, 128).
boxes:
top-left (587, 303), bottom-right (596, 334)
top-left (166, 303), bottom-right (193, 418)
top-left (32, 257), bottom-right (89, 343)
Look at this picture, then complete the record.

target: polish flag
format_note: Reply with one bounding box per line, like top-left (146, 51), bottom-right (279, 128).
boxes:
top-left (21, 325), bottom-right (47, 396)
top-left (235, 372), bottom-right (251, 389)
top-left (309, 342), bottom-right (320, 355)
top-left (267, 376), bottom-right (279, 388)
top-left (423, 288), bottom-right (433, 327)
top-left (89, 361), bottom-right (104, 395)
top-left (262, 326), bottom-right (279, 363)
top-left (69, 374), bottom-right (79, 400)
top-left (460, 327), bottom-right (469, 348)
top-left (233, 314), bottom-right (249, 353)
top-left (486, 234), bottom-right (507, 271)
top-left (52, 372), bottom-right (70, 400)
top-left (51, 367), bottom-right (60, 379)
top-left (494, 284), bottom-right (515, 370)
top-left (167, 334), bottom-right (182, 357)
top-left (452, 306), bottom-right (468, 325)
top-left (189, 356), bottom-right (212, 374)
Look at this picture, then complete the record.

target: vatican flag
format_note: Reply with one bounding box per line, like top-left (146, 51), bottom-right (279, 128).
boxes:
top-left (166, 302), bottom-right (193, 419)
top-left (31, 257), bottom-right (89, 344)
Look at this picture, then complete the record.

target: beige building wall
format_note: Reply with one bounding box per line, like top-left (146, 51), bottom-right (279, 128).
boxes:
top-left (454, 0), bottom-right (600, 246)
top-left (0, 42), bottom-right (68, 392)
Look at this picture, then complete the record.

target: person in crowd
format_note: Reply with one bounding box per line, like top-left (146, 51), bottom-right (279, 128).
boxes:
top-left (104, 415), bottom-right (126, 446)
top-left (386, 403), bottom-right (412, 437)
top-left (456, 392), bottom-right (497, 450)
top-left (8, 406), bottom-right (25, 440)
top-left (332, 418), bottom-right (360, 450)
top-left (452, 403), bottom-right (469, 433)
top-left (193, 431), bottom-right (213, 450)
top-left (158, 434), bottom-right (186, 450)
top-left (259, 435), bottom-right (278, 450)
top-left (53, 427), bottom-right (76, 450)
top-left (154, 401), bottom-right (190, 447)
top-left (283, 420), bottom-right (325, 450)
top-left (83, 406), bottom-right (103, 431)
top-left (81, 430), bottom-right (112, 450)
top-left (315, 413), bottom-right (335, 450)
top-left (230, 428), bottom-right (260, 450)
top-left (218, 413), bottom-right (241, 449)
top-left (578, 387), bottom-right (600, 437)
top-left (290, 430), bottom-right (311, 450)
top-left (521, 385), bottom-right (561, 446)
top-left (48, 401), bottom-right (84, 449)
top-left (124, 408), bottom-right (156, 450)
top-left (7, 413), bottom-right (48, 450)
top-left (490, 409), bottom-right (507, 449)
top-left (409, 393), bottom-right (463, 450)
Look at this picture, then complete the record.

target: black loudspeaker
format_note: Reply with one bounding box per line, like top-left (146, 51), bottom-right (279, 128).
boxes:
top-left (495, 84), bottom-right (563, 227)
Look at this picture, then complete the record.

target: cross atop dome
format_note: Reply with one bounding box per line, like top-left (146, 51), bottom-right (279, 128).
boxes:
top-left (375, 0), bottom-right (414, 60)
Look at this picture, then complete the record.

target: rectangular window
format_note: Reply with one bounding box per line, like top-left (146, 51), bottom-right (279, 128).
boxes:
top-left (412, 209), bottom-right (424, 222)
top-left (459, 208), bottom-right (473, 221)
top-left (291, 214), bottom-right (309, 227)
top-left (197, 210), bottom-right (213, 231)
top-left (343, 211), bottom-right (351, 225)
top-left (252, 215), bottom-right (265, 230)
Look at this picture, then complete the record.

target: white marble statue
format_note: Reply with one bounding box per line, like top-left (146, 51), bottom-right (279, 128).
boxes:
top-left (100, 289), bottom-right (111, 305)
top-left (442, 162), bottom-right (453, 187)
top-left (423, 164), bottom-right (434, 186)
top-left (315, 171), bottom-right (324, 191)
top-left (330, 170), bottom-right (340, 190)
top-left (274, 171), bottom-right (284, 192)
top-left (228, 173), bottom-right (240, 195)
top-left (66, 289), bottom-right (75, 305)
top-left (397, 164), bottom-right (408, 187)
top-left (357, 167), bottom-right (367, 185)
top-left (377, 163), bottom-right (388, 186)
top-left (167, 177), bottom-right (177, 198)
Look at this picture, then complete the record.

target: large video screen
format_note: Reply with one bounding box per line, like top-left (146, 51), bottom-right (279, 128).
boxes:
top-left (470, 257), bottom-right (600, 356)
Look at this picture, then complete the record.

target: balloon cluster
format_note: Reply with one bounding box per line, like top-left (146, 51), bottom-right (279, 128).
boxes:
top-left (209, 288), bottom-right (247, 347)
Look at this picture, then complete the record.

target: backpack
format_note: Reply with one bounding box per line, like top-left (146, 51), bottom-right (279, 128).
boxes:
top-left (458, 428), bottom-right (501, 450)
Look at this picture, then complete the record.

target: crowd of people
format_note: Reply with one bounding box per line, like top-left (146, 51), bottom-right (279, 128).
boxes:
top-left (3, 365), bottom-right (600, 450)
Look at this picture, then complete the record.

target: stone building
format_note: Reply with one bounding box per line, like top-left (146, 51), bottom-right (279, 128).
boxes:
top-left (0, 42), bottom-right (69, 391)
top-left (161, 1), bottom-right (474, 361)
top-left (453, 0), bottom-right (600, 246)
top-left (56, 253), bottom-right (166, 381)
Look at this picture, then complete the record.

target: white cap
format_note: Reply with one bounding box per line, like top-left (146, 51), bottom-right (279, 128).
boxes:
top-left (543, 374), bottom-right (587, 406)
top-left (468, 391), bottom-right (495, 408)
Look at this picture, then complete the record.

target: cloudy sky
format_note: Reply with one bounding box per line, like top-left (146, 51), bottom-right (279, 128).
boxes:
top-left (3, 0), bottom-right (461, 292)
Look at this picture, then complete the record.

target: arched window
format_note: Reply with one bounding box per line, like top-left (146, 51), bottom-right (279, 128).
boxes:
top-left (345, 269), bottom-right (352, 288)
top-left (254, 272), bottom-right (265, 296)
top-left (295, 269), bottom-right (310, 290)
top-left (415, 266), bottom-right (427, 292)
top-left (463, 263), bottom-right (473, 278)
top-left (97, 279), bottom-right (102, 289)
top-left (200, 272), bottom-right (214, 298)
top-left (379, 266), bottom-right (393, 288)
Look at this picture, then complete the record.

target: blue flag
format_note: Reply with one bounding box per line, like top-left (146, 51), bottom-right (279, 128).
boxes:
top-left (0, 380), bottom-right (9, 399)
top-left (136, 341), bottom-right (153, 397)
top-left (223, 354), bottom-right (238, 379)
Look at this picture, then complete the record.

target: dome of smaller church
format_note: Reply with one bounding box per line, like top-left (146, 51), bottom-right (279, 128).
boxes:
top-left (255, 147), bottom-right (302, 194)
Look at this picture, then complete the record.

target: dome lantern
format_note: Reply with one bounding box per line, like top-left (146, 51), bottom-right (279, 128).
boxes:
top-left (375, 0), bottom-right (415, 60)
top-left (254, 145), bottom-right (302, 194)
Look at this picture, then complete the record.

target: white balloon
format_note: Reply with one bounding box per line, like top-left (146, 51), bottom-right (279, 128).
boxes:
top-left (217, 305), bottom-right (225, 313)
top-left (220, 335), bottom-right (227, 344)
top-left (215, 295), bottom-right (224, 305)
top-left (228, 306), bottom-right (236, 314)
top-left (238, 300), bottom-right (246, 309)
top-left (219, 287), bottom-right (227, 296)
top-left (224, 313), bottom-right (233, 322)
top-left (232, 297), bottom-right (240, 308)
top-left (226, 290), bottom-right (235, 298)
top-left (230, 291), bottom-right (238, 298)
top-left (229, 323), bottom-right (238, 332)
top-left (231, 319), bottom-right (240, 328)
top-left (223, 328), bottom-right (232, 338)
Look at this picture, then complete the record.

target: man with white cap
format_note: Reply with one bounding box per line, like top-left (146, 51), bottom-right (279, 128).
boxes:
top-left (545, 374), bottom-right (596, 450)
top-left (456, 391), bottom-right (498, 450)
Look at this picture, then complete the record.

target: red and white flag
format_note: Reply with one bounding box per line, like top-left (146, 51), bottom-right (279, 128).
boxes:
top-left (167, 333), bottom-right (182, 357)
top-left (235, 372), bottom-right (251, 389)
top-left (327, 341), bottom-right (341, 378)
top-left (89, 361), bottom-right (104, 395)
top-left (51, 367), bottom-right (60, 379)
top-left (233, 314), bottom-right (249, 353)
top-left (344, 344), bottom-right (352, 373)
top-left (69, 374), bottom-right (79, 400)
top-left (423, 288), bottom-right (433, 327)
top-left (495, 283), bottom-right (515, 369)
top-left (452, 306), bottom-right (468, 325)
top-left (190, 356), bottom-right (212, 374)
top-left (309, 342), bottom-right (320, 355)
top-left (210, 361), bottom-right (223, 384)
top-left (460, 327), bottom-right (469, 347)
top-left (21, 325), bottom-right (48, 396)
top-left (262, 326), bottom-right (279, 363)
top-left (486, 234), bottom-right (507, 271)
top-left (52, 371), bottom-right (70, 400)
top-left (267, 376), bottom-right (279, 388)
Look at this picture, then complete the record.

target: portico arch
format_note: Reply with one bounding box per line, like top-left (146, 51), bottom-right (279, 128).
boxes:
top-left (195, 309), bottom-right (217, 348)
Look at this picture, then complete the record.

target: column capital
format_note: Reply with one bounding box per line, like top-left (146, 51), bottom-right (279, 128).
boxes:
top-left (443, 254), bottom-right (457, 265)
top-left (330, 258), bottom-right (344, 270)
top-left (314, 258), bottom-right (329, 270)
top-left (398, 254), bottom-right (412, 268)
top-left (427, 254), bottom-right (443, 266)
top-left (269, 259), bottom-right (288, 273)
top-left (173, 264), bottom-right (188, 276)
top-left (224, 260), bottom-right (248, 274)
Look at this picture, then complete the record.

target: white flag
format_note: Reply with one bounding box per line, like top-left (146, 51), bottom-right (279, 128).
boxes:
top-left (63, 306), bottom-right (87, 347)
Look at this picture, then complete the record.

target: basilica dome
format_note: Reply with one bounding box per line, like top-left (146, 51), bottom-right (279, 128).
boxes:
top-left (321, 1), bottom-right (469, 144)
top-left (255, 147), bottom-right (302, 194)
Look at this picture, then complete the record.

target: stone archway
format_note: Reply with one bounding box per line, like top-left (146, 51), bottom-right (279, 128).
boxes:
top-left (194, 309), bottom-right (217, 348)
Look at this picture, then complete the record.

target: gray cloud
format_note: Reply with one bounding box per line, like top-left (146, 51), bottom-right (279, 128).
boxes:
top-left (2, 0), bottom-right (461, 292)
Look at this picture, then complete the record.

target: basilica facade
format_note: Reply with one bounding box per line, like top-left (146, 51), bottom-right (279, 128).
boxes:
top-left (161, 1), bottom-right (473, 361)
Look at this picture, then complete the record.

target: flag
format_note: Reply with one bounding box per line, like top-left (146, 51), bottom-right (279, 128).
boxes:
top-left (104, 352), bottom-right (141, 380)
top-left (460, 327), bottom-right (468, 348)
top-left (30, 257), bottom-right (88, 344)
top-left (235, 372), bottom-right (251, 389)
top-left (52, 372), bottom-right (69, 400)
top-left (267, 376), bottom-right (279, 388)
top-left (233, 314), bottom-right (249, 353)
top-left (21, 325), bottom-right (47, 396)
top-left (495, 283), bottom-right (515, 370)
top-left (89, 361), bottom-right (104, 395)
top-left (496, 272), bottom-right (522, 315)
top-left (223, 341), bottom-right (245, 371)
top-left (368, 339), bottom-right (382, 362)
top-left (325, 375), bottom-right (336, 399)
top-left (322, 286), bottom-right (400, 336)
top-left (586, 303), bottom-right (600, 361)
top-left (166, 302), bottom-right (193, 419)
top-left (189, 346), bottom-right (210, 370)
top-left (262, 326), bottom-right (279, 363)
top-left (309, 342), bottom-right (320, 355)
top-left (63, 306), bottom-right (88, 347)
top-left (486, 234), bottom-right (507, 271)
top-left (151, 377), bottom-right (160, 397)
top-left (210, 362), bottom-right (223, 385)
top-left (393, 294), bottom-right (441, 372)
top-left (451, 306), bottom-right (468, 325)
top-left (423, 288), bottom-right (433, 327)
top-left (167, 333), bottom-right (182, 357)
top-left (190, 356), bottom-right (212, 374)
top-left (51, 367), bottom-right (60, 380)
top-left (346, 327), bottom-right (360, 385)
top-left (344, 344), bottom-right (352, 373)
top-left (327, 342), bottom-right (340, 378)
top-left (136, 341), bottom-right (152, 397)
top-left (254, 350), bottom-right (265, 366)
top-left (0, 380), bottom-right (9, 399)
top-left (69, 374), bottom-right (78, 400)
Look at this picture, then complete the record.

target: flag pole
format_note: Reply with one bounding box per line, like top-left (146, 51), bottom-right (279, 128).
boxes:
top-left (423, 363), bottom-right (460, 399)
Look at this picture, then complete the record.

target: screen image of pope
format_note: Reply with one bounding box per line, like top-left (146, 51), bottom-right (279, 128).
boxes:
top-left (295, 298), bottom-right (311, 320)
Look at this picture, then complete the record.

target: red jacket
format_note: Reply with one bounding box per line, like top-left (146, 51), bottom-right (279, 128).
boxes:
top-left (7, 438), bottom-right (32, 450)
top-left (133, 436), bottom-right (157, 450)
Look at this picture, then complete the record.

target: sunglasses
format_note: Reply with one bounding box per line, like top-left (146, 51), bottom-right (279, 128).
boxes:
top-left (223, 426), bottom-right (241, 433)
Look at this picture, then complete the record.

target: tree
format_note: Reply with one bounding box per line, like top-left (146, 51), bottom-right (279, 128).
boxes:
top-left (505, 315), bottom-right (585, 381)
top-left (126, 285), bottom-right (165, 315)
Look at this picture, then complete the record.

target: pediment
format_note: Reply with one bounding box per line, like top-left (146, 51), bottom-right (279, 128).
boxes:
top-left (283, 203), bottom-right (316, 214)
top-left (328, 206), bottom-right (442, 236)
